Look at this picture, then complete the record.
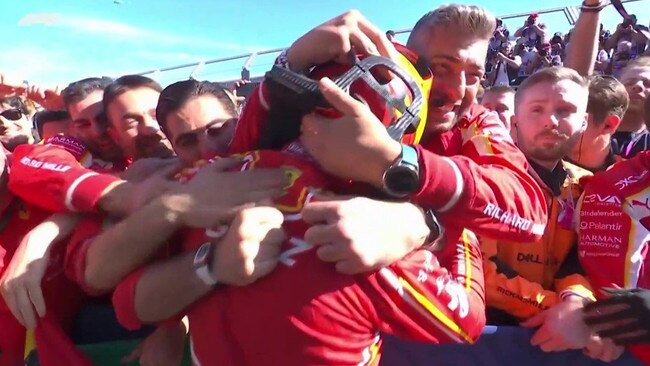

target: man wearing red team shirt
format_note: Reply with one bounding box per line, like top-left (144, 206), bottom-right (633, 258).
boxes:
top-left (0, 144), bottom-right (88, 366)
top-left (115, 150), bottom-right (485, 366)
top-left (0, 77), bottom-right (132, 366)
top-left (0, 77), bottom-right (180, 366)
top-left (229, 6), bottom-right (547, 273)
top-left (0, 76), bottom-right (161, 366)
top-left (577, 151), bottom-right (650, 365)
top-left (104, 71), bottom-right (485, 365)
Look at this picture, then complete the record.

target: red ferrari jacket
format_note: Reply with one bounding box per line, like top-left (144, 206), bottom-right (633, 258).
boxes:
top-left (0, 199), bottom-right (90, 366)
top-left (112, 149), bottom-right (486, 366)
top-left (229, 72), bottom-right (547, 246)
top-left (1, 136), bottom-right (127, 366)
top-left (578, 151), bottom-right (650, 365)
top-left (8, 135), bottom-right (126, 214)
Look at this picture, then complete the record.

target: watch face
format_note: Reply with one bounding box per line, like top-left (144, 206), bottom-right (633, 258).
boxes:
top-left (195, 243), bottom-right (212, 263)
top-left (385, 166), bottom-right (419, 196)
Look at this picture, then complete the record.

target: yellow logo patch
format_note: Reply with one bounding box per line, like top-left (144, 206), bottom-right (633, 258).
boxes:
top-left (282, 167), bottom-right (302, 190)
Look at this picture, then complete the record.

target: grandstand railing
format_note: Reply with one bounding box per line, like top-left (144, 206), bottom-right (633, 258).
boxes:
top-left (135, 0), bottom-right (643, 85)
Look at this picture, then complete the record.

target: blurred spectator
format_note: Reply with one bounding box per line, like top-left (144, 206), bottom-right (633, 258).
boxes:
top-left (610, 41), bottom-right (634, 79)
top-left (594, 38), bottom-right (611, 75)
top-left (33, 109), bottom-right (70, 141)
top-left (550, 34), bottom-right (565, 59)
top-left (564, 28), bottom-right (574, 47)
top-left (480, 85), bottom-right (514, 130)
top-left (550, 32), bottom-right (563, 47)
top-left (241, 66), bottom-right (251, 81)
top-left (606, 14), bottom-right (648, 59)
top-left (487, 42), bottom-right (521, 87)
top-left (515, 13), bottom-right (548, 48)
top-left (612, 56), bottom-right (650, 157)
top-left (530, 43), bottom-right (562, 73)
top-left (512, 41), bottom-right (536, 86)
top-left (0, 96), bottom-right (35, 151)
top-left (489, 18), bottom-right (510, 52)
top-left (566, 75), bottom-right (629, 173)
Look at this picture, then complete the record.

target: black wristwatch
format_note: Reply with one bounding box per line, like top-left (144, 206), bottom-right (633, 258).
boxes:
top-left (382, 144), bottom-right (420, 198)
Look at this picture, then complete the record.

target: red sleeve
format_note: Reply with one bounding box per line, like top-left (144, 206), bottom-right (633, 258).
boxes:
top-left (111, 267), bottom-right (147, 331)
top-left (363, 230), bottom-right (486, 344)
top-left (412, 108), bottom-right (547, 242)
top-left (111, 267), bottom-right (185, 331)
top-left (64, 217), bottom-right (106, 296)
top-left (228, 82), bottom-right (270, 154)
top-left (8, 144), bottom-right (122, 213)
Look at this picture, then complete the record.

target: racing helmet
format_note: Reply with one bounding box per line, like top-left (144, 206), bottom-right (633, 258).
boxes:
top-left (262, 47), bottom-right (432, 148)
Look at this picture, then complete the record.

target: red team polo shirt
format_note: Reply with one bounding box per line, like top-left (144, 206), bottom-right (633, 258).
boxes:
top-left (111, 149), bottom-right (486, 366)
top-left (0, 135), bottom-right (127, 366)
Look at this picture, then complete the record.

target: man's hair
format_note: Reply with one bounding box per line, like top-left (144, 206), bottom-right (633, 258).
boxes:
top-left (0, 96), bottom-right (28, 114)
top-left (62, 77), bottom-right (113, 110)
top-left (410, 4), bottom-right (496, 41)
top-left (156, 79), bottom-right (237, 133)
top-left (623, 56), bottom-right (650, 72)
top-left (484, 85), bottom-right (515, 96)
top-left (386, 30), bottom-right (396, 38)
top-left (587, 75), bottom-right (629, 125)
top-left (102, 75), bottom-right (162, 120)
top-left (514, 67), bottom-right (589, 107)
top-left (33, 110), bottom-right (70, 137)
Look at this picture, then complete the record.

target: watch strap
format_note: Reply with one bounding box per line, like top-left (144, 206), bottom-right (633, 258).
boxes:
top-left (580, 1), bottom-right (608, 12)
top-left (421, 209), bottom-right (445, 251)
top-left (382, 144), bottom-right (421, 198)
top-left (194, 242), bottom-right (218, 286)
top-left (400, 144), bottom-right (419, 172)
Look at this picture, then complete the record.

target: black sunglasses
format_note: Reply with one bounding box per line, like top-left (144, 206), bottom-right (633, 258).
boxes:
top-left (0, 109), bottom-right (24, 121)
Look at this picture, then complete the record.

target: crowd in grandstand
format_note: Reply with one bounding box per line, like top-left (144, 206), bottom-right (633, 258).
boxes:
top-left (478, 11), bottom-right (650, 87)
top-left (0, 1), bottom-right (649, 366)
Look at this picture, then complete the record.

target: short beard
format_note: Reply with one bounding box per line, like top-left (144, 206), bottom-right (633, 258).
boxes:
top-left (425, 118), bottom-right (458, 135)
top-left (527, 132), bottom-right (581, 165)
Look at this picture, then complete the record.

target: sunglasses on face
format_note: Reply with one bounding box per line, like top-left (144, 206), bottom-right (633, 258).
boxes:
top-left (0, 109), bottom-right (24, 121)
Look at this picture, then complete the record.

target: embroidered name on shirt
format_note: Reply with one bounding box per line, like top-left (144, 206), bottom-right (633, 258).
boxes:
top-left (20, 157), bottom-right (71, 172)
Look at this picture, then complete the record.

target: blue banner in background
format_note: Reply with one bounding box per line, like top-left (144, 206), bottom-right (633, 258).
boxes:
top-left (380, 326), bottom-right (644, 366)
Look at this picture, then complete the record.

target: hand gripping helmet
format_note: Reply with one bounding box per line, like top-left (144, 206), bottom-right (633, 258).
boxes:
top-left (260, 47), bottom-right (433, 149)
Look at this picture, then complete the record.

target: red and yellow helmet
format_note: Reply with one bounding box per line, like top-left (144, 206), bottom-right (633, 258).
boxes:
top-left (265, 47), bottom-right (432, 145)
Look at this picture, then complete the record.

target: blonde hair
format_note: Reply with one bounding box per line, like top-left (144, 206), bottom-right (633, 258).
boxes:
top-left (410, 4), bottom-right (496, 41)
top-left (515, 67), bottom-right (589, 108)
top-left (625, 56), bottom-right (650, 70)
